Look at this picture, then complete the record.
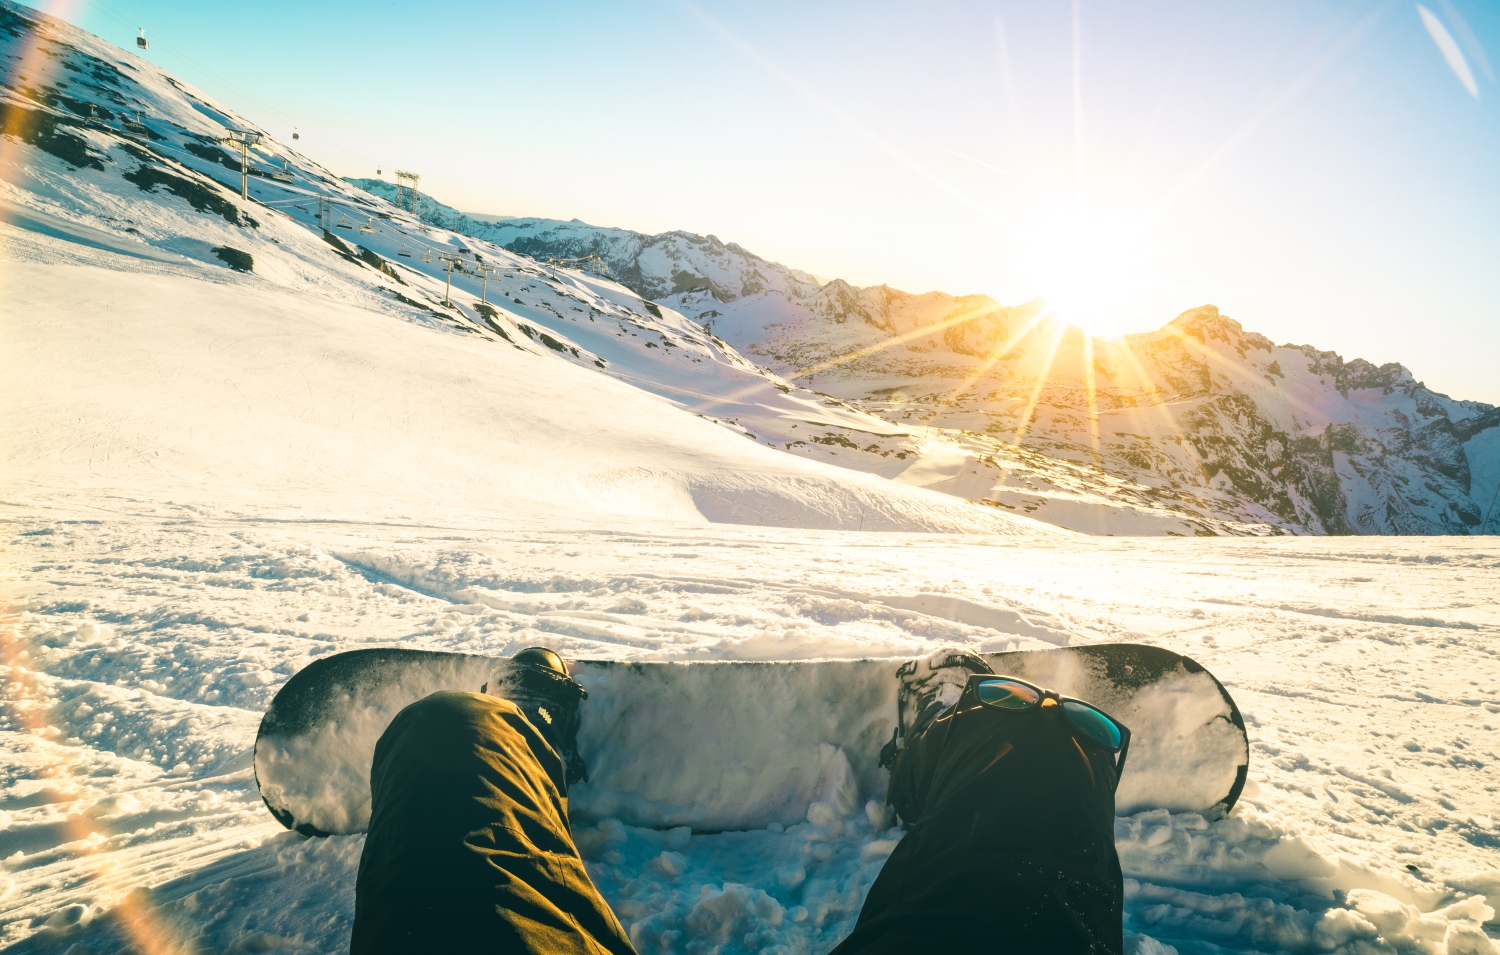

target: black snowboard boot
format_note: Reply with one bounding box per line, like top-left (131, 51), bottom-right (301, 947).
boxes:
top-left (484, 647), bottom-right (591, 785)
top-left (879, 647), bottom-right (994, 770)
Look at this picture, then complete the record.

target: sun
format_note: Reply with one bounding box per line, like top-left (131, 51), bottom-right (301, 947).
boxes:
top-left (1022, 212), bottom-right (1148, 338)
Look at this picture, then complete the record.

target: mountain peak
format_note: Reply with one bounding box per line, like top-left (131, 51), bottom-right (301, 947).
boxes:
top-left (1168, 303), bottom-right (1225, 326)
top-left (1166, 305), bottom-right (1276, 354)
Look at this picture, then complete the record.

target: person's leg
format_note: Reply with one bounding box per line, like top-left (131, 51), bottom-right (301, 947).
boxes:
top-left (832, 687), bottom-right (1123, 954)
top-left (349, 690), bottom-right (636, 955)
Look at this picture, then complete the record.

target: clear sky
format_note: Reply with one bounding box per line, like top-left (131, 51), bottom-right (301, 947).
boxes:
top-left (28, 0), bottom-right (1500, 403)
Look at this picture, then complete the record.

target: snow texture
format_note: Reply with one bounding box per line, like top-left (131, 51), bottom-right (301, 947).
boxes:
top-left (0, 3), bottom-right (1497, 954)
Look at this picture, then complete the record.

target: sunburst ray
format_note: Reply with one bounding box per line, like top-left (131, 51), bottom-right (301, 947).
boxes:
top-left (1009, 319), bottom-right (1071, 447)
top-left (1107, 334), bottom-right (1193, 455)
top-left (944, 307), bottom-right (1056, 403)
top-left (789, 299), bottom-right (1011, 382)
top-left (1082, 335), bottom-right (1102, 467)
top-left (1142, 4), bottom-right (1390, 228)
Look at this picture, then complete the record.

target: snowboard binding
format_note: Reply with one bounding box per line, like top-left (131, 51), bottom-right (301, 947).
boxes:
top-left (484, 647), bottom-right (591, 785)
top-left (879, 647), bottom-right (995, 770)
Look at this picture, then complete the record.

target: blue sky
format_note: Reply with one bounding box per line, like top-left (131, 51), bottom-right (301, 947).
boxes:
top-left (31, 0), bottom-right (1500, 403)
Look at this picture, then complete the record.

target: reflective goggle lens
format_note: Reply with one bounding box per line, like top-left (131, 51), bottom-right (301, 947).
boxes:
top-left (1061, 700), bottom-right (1123, 751)
top-left (975, 679), bottom-right (1041, 709)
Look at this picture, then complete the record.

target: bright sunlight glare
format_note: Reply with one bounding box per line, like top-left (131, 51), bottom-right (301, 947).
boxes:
top-left (1022, 212), bottom-right (1151, 339)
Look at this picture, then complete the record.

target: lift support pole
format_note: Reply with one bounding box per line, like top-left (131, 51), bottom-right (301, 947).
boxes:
top-left (395, 170), bottom-right (421, 213)
top-left (438, 254), bottom-right (463, 307)
top-left (218, 130), bottom-right (263, 200)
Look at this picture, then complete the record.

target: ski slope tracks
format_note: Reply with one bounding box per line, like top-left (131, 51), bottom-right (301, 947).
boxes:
top-left (1, 4), bottom-right (1498, 954)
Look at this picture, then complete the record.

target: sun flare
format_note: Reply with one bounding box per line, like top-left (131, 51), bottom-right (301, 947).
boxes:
top-left (1023, 213), bottom-right (1149, 339)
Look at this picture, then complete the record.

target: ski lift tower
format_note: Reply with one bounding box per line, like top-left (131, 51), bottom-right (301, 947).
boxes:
top-left (437, 253), bottom-right (463, 307)
top-left (394, 170), bottom-right (420, 213)
top-left (476, 266), bottom-right (498, 304)
top-left (218, 130), bottom-right (263, 200)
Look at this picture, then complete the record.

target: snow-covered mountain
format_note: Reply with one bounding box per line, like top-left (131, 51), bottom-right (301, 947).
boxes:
top-left (349, 197), bottom-right (827, 307)
top-left (0, 0), bottom-right (1063, 538)
top-left (20, 55), bottom-right (1456, 544)
top-left (716, 294), bottom-right (1500, 537)
top-left (331, 186), bottom-right (1230, 535)
top-left (416, 210), bottom-right (1498, 537)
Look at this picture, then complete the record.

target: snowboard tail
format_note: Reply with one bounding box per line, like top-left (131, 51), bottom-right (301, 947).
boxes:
top-left (254, 645), bottom-right (1248, 837)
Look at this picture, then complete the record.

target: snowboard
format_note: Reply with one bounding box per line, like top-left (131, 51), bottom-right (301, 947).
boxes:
top-left (254, 645), bottom-right (1248, 837)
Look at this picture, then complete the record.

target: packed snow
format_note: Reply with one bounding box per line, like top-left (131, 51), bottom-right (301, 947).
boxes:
top-left (1, 3), bottom-right (1498, 954)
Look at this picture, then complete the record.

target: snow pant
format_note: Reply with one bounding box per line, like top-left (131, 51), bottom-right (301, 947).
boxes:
top-left (828, 694), bottom-right (1124, 955)
top-left (351, 688), bottom-right (1121, 955)
top-left (349, 691), bottom-right (636, 955)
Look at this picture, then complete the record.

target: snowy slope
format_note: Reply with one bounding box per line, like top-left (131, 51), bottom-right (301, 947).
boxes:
top-left (467, 215), bottom-right (1500, 537)
top-left (350, 189), bottom-right (1279, 536)
top-left (2, 6), bottom-right (1498, 955)
top-left (0, 1), bottom-right (1044, 538)
top-left (0, 253), bottom-right (1046, 537)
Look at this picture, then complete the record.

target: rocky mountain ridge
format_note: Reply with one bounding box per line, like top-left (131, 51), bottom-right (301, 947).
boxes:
top-left (356, 196), bottom-right (1500, 536)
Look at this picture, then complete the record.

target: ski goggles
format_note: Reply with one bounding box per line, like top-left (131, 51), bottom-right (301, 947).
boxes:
top-left (968, 676), bottom-right (1132, 776)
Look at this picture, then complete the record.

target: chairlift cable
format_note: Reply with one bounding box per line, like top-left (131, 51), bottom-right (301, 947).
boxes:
top-left (88, 0), bottom-right (384, 172)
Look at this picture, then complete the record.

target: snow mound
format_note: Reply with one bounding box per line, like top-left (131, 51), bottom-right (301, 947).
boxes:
top-left (0, 256), bottom-right (1046, 537)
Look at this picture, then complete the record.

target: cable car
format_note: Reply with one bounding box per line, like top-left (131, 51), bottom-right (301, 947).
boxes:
top-left (292, 129), bottom-right (300, 141)
top-left (136, 28), bottom-right (148, 50)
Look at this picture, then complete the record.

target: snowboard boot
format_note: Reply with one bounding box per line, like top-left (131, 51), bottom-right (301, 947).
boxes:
top-left (878, 647), bottom-right (994, 770)
top-left (484, 647), bottom-right (591, 785)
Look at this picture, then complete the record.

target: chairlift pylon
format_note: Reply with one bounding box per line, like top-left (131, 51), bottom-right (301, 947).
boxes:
top-left (121, 113), bottom-right (149, 139)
